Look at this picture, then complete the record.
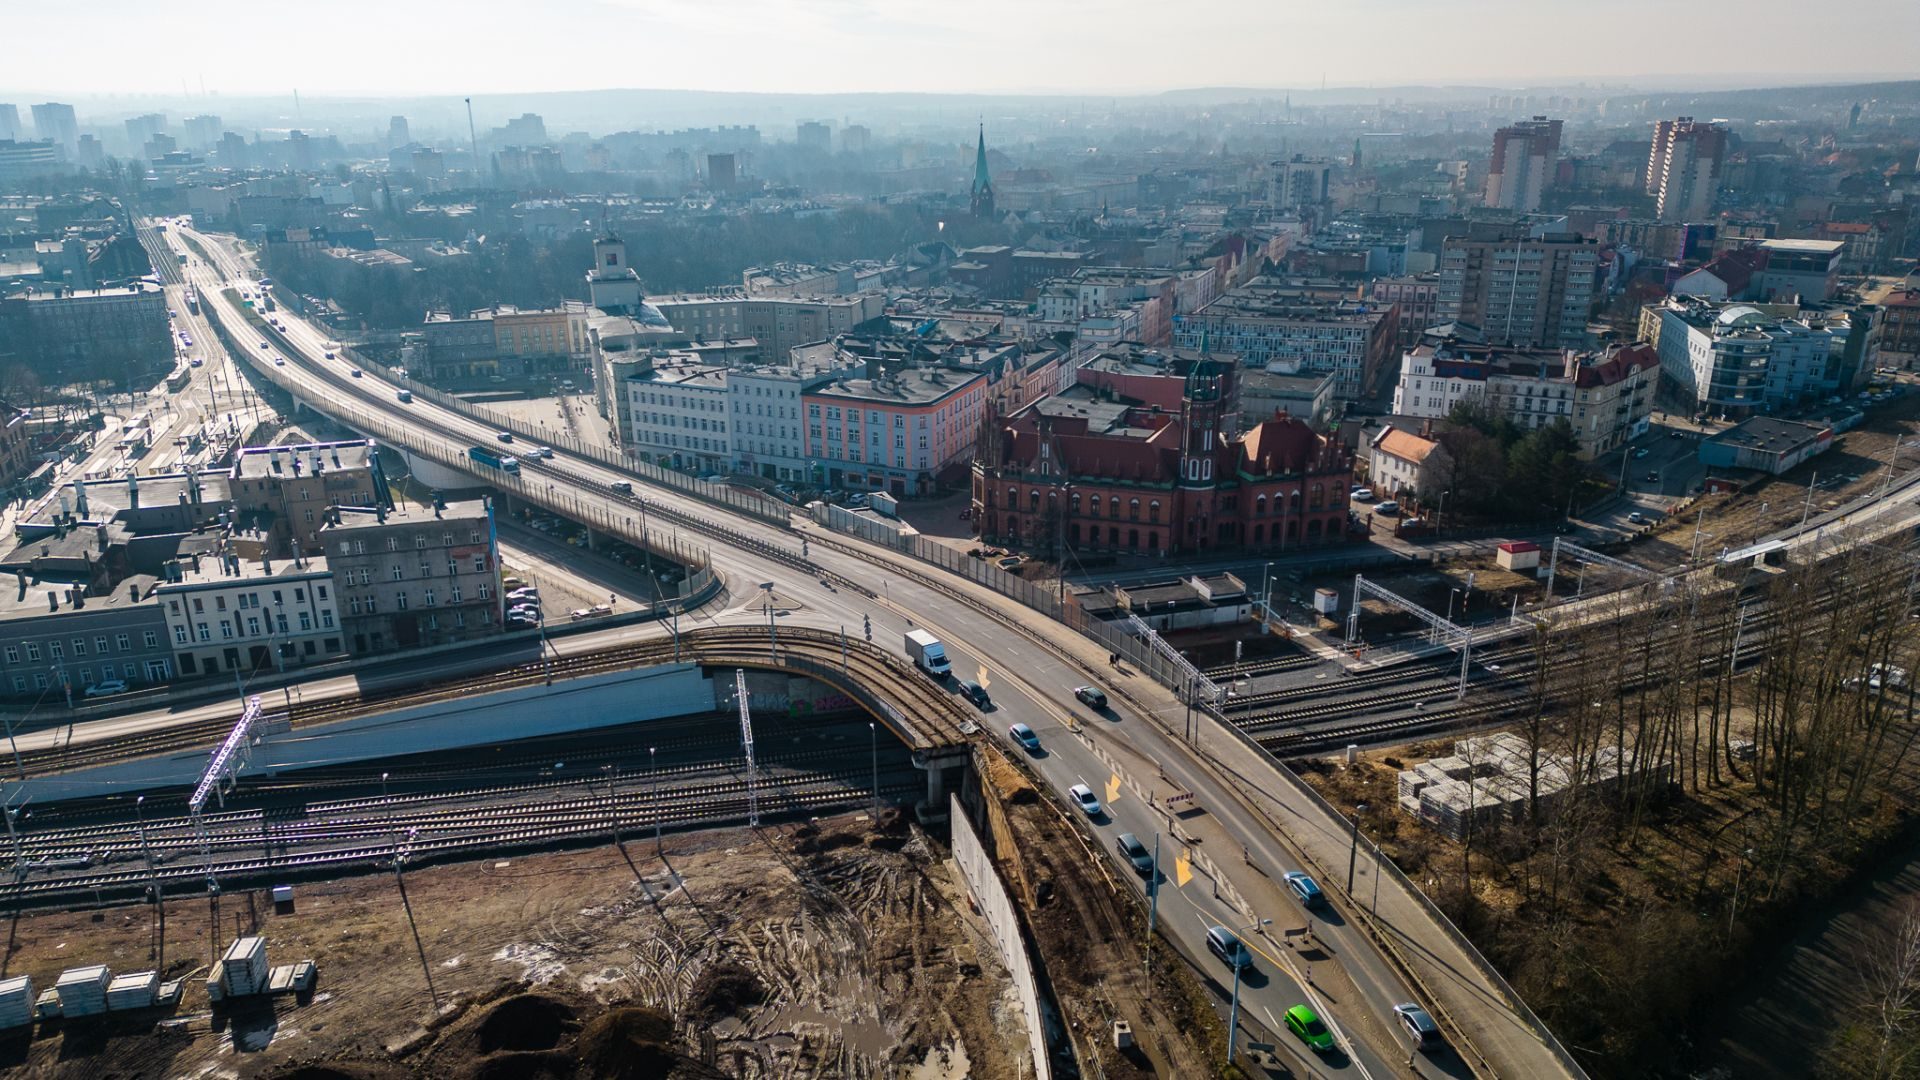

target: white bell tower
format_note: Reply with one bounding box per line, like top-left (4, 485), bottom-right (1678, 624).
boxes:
top-left (587, 232), bottom-right (643, 313)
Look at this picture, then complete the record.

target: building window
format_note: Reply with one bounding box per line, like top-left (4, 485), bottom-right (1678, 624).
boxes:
top-left (473, 555), bottom-right (487, 572)
top-left (23, 643), bottom-right (38, 662)
top-left (450, 584), bottom-right (463, 602)
top-left (424, 588), bottom-right (436, 606)
top-left (48, 642), bottom-right (62, 660)
top-left (391, 566), bottom-right (405, 581)
top-left (415, 535), bottom-right (428, 549)
top-left (396, 592), bottom-right (409, 611)
top-left (196, 623), bottom-right (210, 642)
top-left (219, 621), bottom-right (233, 640)
top-left (322, 610), bottom-right (334, 628)
top-left (247, 617), bottom-right (261, 636)
top-left (477, 583), bottom-right (492, 600)
top-left (387, 537), bottom-right (399, 551)
top-left (97, 636), bottom-right (111, 654)
top-left (3, 647), bottom-right (17, 665)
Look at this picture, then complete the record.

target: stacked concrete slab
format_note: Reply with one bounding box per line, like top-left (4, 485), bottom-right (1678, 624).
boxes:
top-left (0, 976), bottom-right (32, 1030)
top-left (1398, 732), bottom-right (1673, 840)
top-left (54, 966), bottom-right (110, 1018)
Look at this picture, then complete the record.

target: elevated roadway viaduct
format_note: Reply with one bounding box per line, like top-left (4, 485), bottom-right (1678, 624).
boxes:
top-left (149, 224), bottom-right (1587, 1079)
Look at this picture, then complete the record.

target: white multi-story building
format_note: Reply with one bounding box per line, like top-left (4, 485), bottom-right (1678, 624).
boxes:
top-left (1649, 297), bottom-right (1874, 417)
top-left (727, 345), bottom-right (861, 482)
top-left (156, 551), bottom-right (342, 680)
top-left (1389, 330), bottom-right (1660, 458)
top-left (622, 359), bottom-right (732, 474)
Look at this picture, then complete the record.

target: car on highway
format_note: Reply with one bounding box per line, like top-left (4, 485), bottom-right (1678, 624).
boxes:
top-left (530, 447), bottom-right (555, 460)
top-left (1067, 783), bottom-right (1103, 819)
top-left (610, 481), bottom-right (634, 495)
top-left (189, 358), bottom-right (202, 367)
top-left (324, 351), bottom-right (335, 359)
top-left (274, 357), bottom-right (286, 366)
top-left (496, 431), bottom-right (514, 443)
top-left (83, 679), bottom-right (129, 698)
top-left (259, 341), bottom-right (270, 349)
top-left (1008, 722), bottom-right (1040, 752)
top-left (1115, 832), bottom-right (1154, 876)
top-left (1393, 1002), bottom-right (1442, 1050)
top-left (1628, 511), bottom-right (1649, 524)
top-left (569, 605), bottom-right (613, 621)
top-left (956, 679), bottom-right (993, 710)
top-left (1205, 926), bottom-right (1252, 969)
top-left (1286, 1004), bottom-right (1335, 1053)
top-left (350, 368), bottom-right (363, 378)
top-left (1374, 500), bottom-right (1400, 516)
top-left (1073, 685), bottom-right (1108, 709)
top-left (1644, 471), bottom-right (1660, 483)
top-left (1284, 870), bottom-right (1326, 909)
top-left (396, 389), bottom-right (412, 403)
top-left (1633, 447), bottom-right (1650, 458)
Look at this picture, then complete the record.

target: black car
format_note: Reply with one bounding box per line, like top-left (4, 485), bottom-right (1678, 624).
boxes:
top-left (957, 679), bottom-right (993, 710)
top-left (1115, 832), bottom-right (1154, 876)
top-left (1073, 685), bottom-right (1108, 709)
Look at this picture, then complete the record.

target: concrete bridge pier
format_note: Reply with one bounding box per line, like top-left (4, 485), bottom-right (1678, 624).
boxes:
top-left (913, 746), bottom-right (971, 823)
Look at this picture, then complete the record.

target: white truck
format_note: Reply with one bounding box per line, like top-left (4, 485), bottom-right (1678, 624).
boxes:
top-left (904, 629), bottom-right (951, 679)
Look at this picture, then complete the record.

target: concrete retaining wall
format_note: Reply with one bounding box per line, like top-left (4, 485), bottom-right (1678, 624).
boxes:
top-left (950, 791), bottom-right (1051, 1080)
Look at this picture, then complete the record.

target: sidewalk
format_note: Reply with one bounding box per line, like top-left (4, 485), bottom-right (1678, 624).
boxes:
top-left (802, 517), bottom-right (1585, 1079)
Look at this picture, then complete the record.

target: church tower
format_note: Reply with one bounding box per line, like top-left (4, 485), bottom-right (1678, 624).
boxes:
top-left (1179, 361), bottom-right (1229, 489)
top-left (587, 231), bottom-right (643, 313)
top-left (970, 125), bottom-right (996, 220)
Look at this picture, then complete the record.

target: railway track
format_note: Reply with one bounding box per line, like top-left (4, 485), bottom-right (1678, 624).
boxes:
top-left (0, 774), bottom-right (918, 909)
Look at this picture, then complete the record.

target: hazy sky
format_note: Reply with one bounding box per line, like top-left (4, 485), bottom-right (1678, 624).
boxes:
top-left (7, 0), bottom-right (1918, 98)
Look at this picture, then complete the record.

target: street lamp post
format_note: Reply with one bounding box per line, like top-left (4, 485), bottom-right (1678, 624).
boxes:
top-left (650, 746), bottom-right (661, 855)
top-left (1226, 917), bottom-right (1273, 1062)
top-left (1346, 803), bottom-right (1369, 893)
top-left (601, 764), bottom-right (622, 849)
top-left (759, 581), bottom-right (778, 662)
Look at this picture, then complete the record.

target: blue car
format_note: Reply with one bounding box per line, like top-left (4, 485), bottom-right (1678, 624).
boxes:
top-left (1285, 871), bottom-right (1326, 909)
top-left (1008, 723), bottom-right (1040, 752)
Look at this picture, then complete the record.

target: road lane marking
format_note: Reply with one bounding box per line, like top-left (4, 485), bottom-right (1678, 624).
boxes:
top-left (1174, 851), bottom-right (1193, 886)
top-left (1105, 772), bottom-right (1122, 806)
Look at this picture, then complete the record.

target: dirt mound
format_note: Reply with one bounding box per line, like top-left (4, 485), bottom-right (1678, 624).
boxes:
top-left (466, 1049), bottom-right (576, 1080)
top-left (575, 1007), bottom-right (696, 1079)
top-left (474, 993), bottom-right (581, 1054)
top-left (689, 961), bottom-right (767, 1023)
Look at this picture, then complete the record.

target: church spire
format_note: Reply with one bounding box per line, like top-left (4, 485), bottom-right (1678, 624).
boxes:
top-left (970, 124), bottom-right (995, 220)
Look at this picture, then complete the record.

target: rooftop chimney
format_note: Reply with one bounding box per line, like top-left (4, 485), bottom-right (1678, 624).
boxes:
top-left (128, 584), bottom-right (140, 603)
top-left (127, 473), bottom-right (140, 509)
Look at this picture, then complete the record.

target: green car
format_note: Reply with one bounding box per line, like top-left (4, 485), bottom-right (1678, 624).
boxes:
top-left (1286, 1004), bottom-right (1335, 1053)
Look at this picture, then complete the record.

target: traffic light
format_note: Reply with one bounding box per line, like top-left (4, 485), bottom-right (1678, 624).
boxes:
top-left (863, 615), bottom-right (872, 642)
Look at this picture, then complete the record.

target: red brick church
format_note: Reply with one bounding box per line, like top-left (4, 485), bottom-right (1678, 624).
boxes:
top-left (971, 360), bottom-right (1354, 558)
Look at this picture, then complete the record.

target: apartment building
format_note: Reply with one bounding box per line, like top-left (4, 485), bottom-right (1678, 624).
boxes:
top-left (0, 580), bottom-right (172, 698)
top-left (1172, 277), bottom-right (1399, 401)
top-left (0, 282), bottom-right (171, 383)
top-left (1370, 274), bottom-right (1440, 348)
top-left (1485, 117), bottom-right (1562, 213)
top-left (228, 441), bottom-right (387, 554)
top-left (804, 366), bottom-right (988, 495)
top-left (1435, 229), bottom-right (1600, 350)
top-left (620, 358), bottom-right (732, 475)
top-left (321, 498), bottom-right (502, 656)
top-left (156, 550), bottom-right (342, 680)
top-left (1389, 329), bottom-right (1659, 458)
top-left (1649, 296), bottom-right (1876, 416)
top-left (727, 344), bottom-right (861, 482)
top-left (649, 293), bottom-right (886, 360)
top-left (1647, 117), bottom-right (1728, 223)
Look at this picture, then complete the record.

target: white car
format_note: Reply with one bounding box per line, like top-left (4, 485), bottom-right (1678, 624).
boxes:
top-left (84, 679), bottom-right (129, 698)
top-left (1068, 783), bottom-right (1102, 818)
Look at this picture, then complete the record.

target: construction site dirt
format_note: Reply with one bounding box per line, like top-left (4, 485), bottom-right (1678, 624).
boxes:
top-left (0, 812), bottom-right (1021, 1079)
top-left (0, 798), bottom-right (1224, 1079)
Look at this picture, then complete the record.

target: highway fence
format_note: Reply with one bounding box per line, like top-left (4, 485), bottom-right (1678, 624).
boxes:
top-left (361, 360), bottom-right (794, 528)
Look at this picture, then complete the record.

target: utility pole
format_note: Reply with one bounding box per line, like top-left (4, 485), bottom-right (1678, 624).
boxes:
top-left (868, 722), bottom-right (879, 814)
top-left (1346, 803), bottom-right (1368, 893)
top-left (1145, 833), bottom-right (1160, 977)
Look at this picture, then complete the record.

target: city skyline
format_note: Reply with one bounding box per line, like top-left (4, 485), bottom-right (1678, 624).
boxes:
top-left (4, 0), bottom-right (1918, 99)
